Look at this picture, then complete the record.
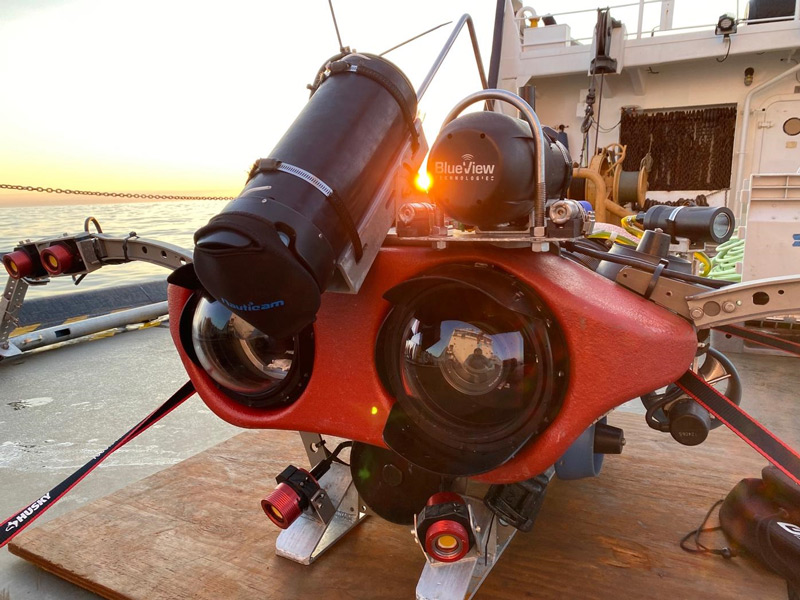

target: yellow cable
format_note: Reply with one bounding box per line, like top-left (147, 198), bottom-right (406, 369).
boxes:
top-left (693, 251), bottom-right (711, 277)
top-left (587, 231), bottom-right (638, 246)
top-left (621, 215), bottom-right (644, 238)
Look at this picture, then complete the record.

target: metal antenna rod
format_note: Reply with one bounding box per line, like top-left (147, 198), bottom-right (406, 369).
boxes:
top-left (379, 21), bottom-right (453, 57)
top-left (327, 0), bottom-right (346, 52)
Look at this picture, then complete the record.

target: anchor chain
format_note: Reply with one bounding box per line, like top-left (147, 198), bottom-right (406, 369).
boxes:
top-left (0, 183), bottom-right (234, 201)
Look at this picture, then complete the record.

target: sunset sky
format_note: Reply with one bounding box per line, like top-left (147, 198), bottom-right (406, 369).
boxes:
top-left (1, 0), bottom-right (737, 205)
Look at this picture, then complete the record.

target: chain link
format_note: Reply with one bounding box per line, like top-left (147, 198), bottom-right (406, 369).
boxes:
top-left (0, 183), bottom-right (234, 201)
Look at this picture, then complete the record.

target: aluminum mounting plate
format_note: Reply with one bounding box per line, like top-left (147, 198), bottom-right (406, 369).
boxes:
top-left (274, 462), bottom-right (367, 565)
top-left (415, 498), bottom-right (517, 600)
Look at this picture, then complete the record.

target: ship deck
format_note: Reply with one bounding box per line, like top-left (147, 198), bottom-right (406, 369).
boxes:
top-left (1, 326), bottom-right (799, 599)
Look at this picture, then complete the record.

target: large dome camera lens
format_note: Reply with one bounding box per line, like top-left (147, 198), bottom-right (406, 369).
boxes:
top-left (378, 264), bottom-right (568, 476)
top-left (189, 296), bottom-right (313, 408)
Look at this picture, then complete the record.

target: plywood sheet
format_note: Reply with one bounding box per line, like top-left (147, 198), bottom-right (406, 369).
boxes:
top-left (9, 412), bottom-right (787, 599)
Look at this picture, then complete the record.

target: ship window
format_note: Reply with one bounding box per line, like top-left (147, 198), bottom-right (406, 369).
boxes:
top-left (783, 118), bottom-right (800, 136)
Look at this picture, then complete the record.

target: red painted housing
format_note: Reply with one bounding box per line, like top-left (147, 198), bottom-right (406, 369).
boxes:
top-left (168, 245), bottom-right (697, 483)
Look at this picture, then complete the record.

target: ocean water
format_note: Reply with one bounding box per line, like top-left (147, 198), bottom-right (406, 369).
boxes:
top-left (0, 201), bottom-right (225, 299)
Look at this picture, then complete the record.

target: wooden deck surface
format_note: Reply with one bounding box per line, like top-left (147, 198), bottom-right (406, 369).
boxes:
top-left (9, 411), bottom-right (789, 599)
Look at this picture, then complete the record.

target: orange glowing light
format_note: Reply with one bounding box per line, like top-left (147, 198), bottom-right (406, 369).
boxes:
top-left (414, 171), bottom-right (432, 192)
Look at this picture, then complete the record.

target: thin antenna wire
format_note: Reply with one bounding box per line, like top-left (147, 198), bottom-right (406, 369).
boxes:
top-left (327, 0), bottom-right (346, 52)
top-left (379, 21), bottom-right (453, 57)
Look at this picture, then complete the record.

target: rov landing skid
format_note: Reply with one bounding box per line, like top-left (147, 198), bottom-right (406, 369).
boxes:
top-left (277, 432), bottom-right (526, 600)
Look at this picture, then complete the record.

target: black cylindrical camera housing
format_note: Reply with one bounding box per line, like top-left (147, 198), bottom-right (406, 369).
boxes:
top-left (636, 205), bottom-right (735, 244)
top-left (193, 53), bottom-right (417, 339)
top-left (427, 111), bottom-right (571, 229)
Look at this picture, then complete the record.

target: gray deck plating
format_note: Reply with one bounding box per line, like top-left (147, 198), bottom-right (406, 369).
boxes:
top-left (0, 325), bottom-right (240, 599)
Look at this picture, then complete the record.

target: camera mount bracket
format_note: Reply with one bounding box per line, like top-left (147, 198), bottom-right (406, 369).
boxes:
top-left (1, 228), bottom-right (192, 360)
top-left (274, 461), bottom-right (368, 565)
top-left (414, 497), bottom-right (518, 600)
top-left (615, 267), bottom-right (800, 328)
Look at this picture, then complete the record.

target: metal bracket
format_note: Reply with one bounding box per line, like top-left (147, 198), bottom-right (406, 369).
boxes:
top-left (328, 118), bottom-right (427, 294)
top-left (274, 462), bottom-right (367, 565)
top-left (615, 266), bottom-right (706, 318)
top-left (616, 268), bottom-right (800, 329)
top-left (1, 229), bottom-right (191, 360)
top-left (0, 277), bottom-right (28, 359)
top-left (298, 432), bottom-right (331, 469)
top-left (415, 497), bottom-right (517, 600)
top-left (686, 275), bottom-right (800, 328)
top-left (93, 234), bottom-right (192, 270)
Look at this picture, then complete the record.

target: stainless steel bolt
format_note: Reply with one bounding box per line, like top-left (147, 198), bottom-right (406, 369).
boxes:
top-left (722, 301), bottom-right (736, 313)
top-left (689, 307), bottom-right (704, 320)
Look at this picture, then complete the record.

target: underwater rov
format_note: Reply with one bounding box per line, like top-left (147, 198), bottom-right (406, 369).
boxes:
top-left (3, 14), bottom-right (800, 600)
top-left (159, 25), bottom-right (800, 599)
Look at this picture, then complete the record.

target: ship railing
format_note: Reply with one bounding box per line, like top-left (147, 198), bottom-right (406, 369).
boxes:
top-left (516, 0), bottom-right (800, 43)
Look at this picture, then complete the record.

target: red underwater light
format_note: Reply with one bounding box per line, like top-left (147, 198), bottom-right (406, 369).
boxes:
top-left (260, 466), bottom-right (321, 530)
top-left (420, 492), bottom-right (472, 563)
top-left (426, 520), bottom-right (470, 562)
top-left (2, 250), bottom-right (33, 279)
top-left (40, 244), bottom-right (74, 275)
top-left (261, 482), bottom-right (304, 530)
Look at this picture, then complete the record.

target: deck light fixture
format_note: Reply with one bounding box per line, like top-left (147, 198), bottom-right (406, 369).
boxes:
top-left (715, 13), bottom-right (737, 37)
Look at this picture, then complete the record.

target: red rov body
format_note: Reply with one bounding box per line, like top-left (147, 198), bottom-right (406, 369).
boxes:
top-left (169, 244), bottom-right (697, 484)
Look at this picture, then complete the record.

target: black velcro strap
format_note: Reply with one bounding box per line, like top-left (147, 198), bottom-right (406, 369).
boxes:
top-left (0, 381), bottom-right (195, 549)
top-left (676, 371), bottom-right (800, 488)
top-left (328, 60), bottom-right (419, 153)
top-left (715, 324), bottom-right (800, 357)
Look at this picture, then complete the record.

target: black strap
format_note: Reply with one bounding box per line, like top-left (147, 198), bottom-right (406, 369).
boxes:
top-left (327, 60), bottom-right (420, 153)
top-left (248, 158), bottom-right (364, 261)
top-left (715, 324), bottom-right (800, 357)
top-left (644, 259), bottom-right (669, 299)
top-left (675, 370), bottom-right (800, 488)
top-left (675, 322), bottom-right (800, 488)
top-left (0, 381), bottom-right (195, 549)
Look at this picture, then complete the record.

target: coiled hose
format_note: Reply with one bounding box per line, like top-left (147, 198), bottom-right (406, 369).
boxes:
top-left (708, 237), bottom-right (745, 282)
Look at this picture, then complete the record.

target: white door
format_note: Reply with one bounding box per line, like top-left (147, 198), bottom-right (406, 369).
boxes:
top-left (757, 98), bottom-right (800, 173)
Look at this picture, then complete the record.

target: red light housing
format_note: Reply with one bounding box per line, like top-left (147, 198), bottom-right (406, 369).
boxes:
top-left (425, 519), bottom-right (470, 562)
top-left (3, 250), bottom-right (34, 279)
top-left (40, 244), bottom-right (74, 275)
top-left (261, 483), bottom-right (304, 530)
top-left (423, 492), bottom-right (471, 563)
